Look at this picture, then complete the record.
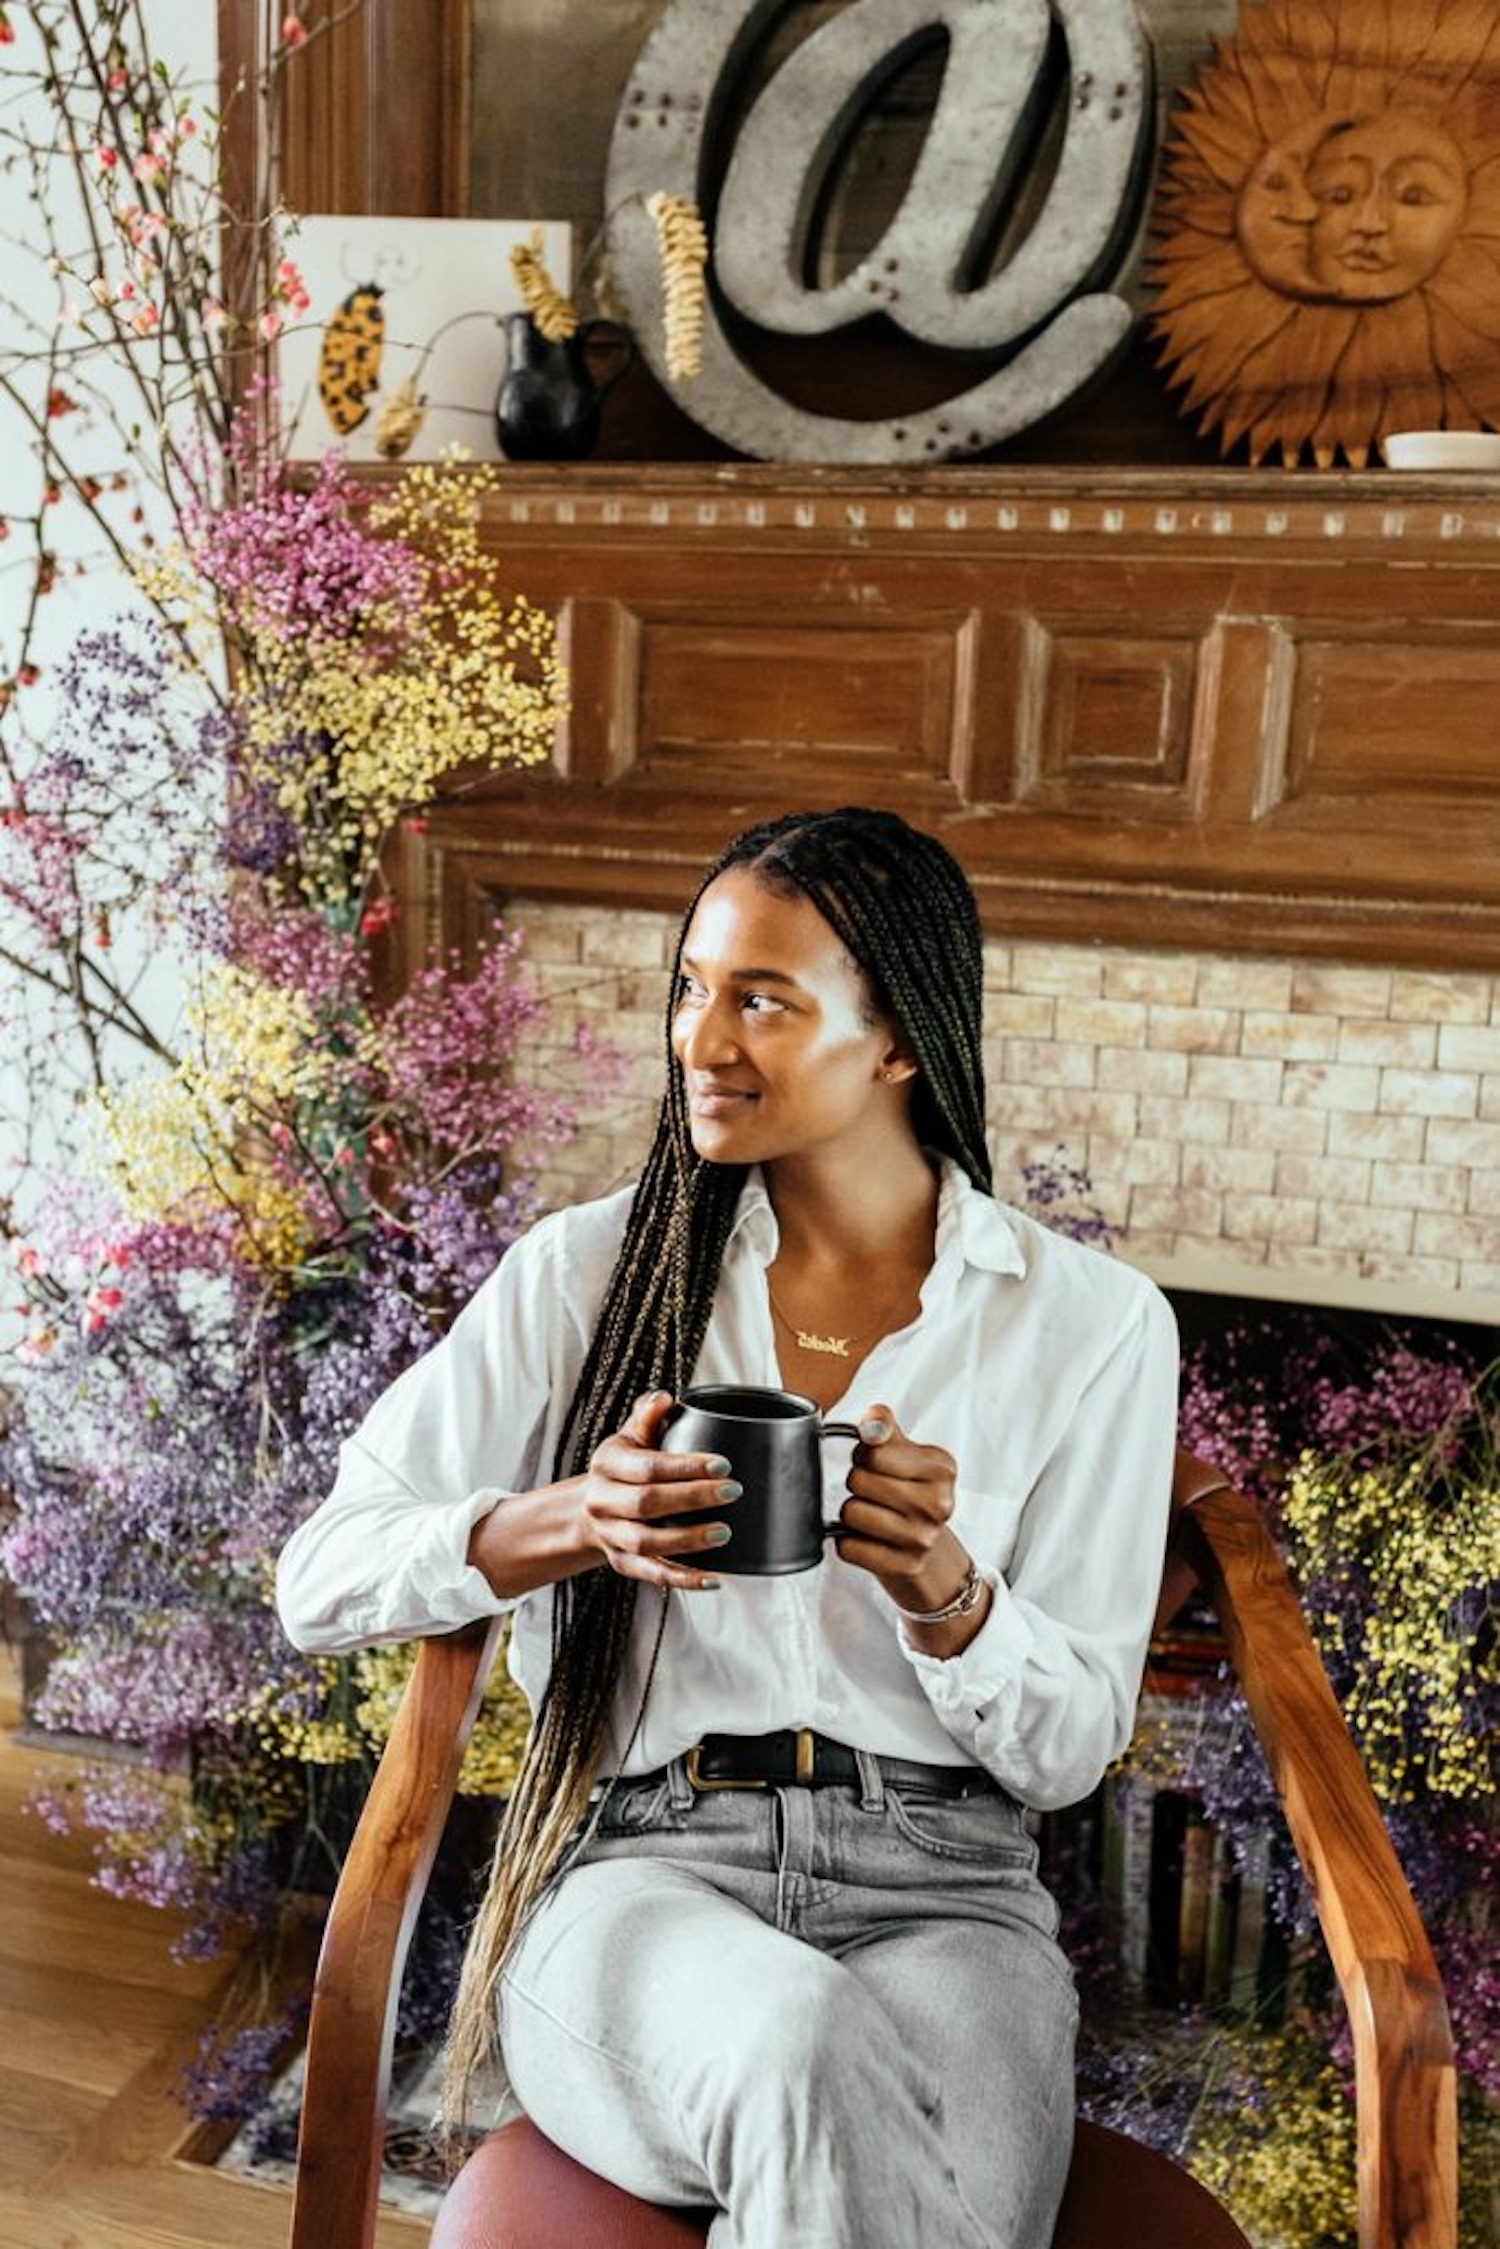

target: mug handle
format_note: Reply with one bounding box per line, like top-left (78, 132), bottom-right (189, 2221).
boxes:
top-left (818, 1419), bottom-right (862, 1538)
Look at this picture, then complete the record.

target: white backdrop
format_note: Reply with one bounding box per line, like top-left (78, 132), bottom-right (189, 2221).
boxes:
top-left (0, 4), bottom-right (218, 1245)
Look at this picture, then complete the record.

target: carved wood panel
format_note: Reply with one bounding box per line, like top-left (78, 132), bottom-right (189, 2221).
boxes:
top-left (558, 594), bottom-right (987, 800)
top-left (1277, 636), bottom-right (1500, 824)
top-left (1022, 626), bottom-right (1203, 816)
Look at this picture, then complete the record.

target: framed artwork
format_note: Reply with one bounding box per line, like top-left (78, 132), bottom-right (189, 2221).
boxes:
top-left (278, 216), bottom-right (573, 462)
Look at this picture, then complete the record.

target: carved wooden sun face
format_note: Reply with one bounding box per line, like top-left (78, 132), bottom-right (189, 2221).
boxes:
top-left (1149, 0), bottom-right (1500, 467)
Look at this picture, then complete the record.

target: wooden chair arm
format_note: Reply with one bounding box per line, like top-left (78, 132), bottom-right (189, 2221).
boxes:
top-left (1175, 1482), bottom-right (1457, 2249)
top-left (288, 1616), bottom-right (504, 2249)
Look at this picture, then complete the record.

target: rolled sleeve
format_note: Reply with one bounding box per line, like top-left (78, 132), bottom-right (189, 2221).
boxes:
top-left (275, 1473), bottom-right (513, 1654)
top-left (274, 1203), bottom-right (607, 1655)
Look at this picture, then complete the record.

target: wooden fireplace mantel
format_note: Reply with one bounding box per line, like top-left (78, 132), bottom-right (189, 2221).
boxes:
top-left (390, 461), bottom-right (1500, 974)
top-left (219, 1), bottom-right (1500, 972)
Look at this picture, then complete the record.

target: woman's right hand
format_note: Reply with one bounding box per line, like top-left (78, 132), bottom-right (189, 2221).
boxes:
top-left (579, 1390), bottom-right (741, 1591)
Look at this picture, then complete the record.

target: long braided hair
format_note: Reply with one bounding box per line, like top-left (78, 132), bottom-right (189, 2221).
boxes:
top-left (444, 808), bottom-right (993, 2113)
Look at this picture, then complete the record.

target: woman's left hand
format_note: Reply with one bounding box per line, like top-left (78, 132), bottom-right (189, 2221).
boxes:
top-left (835, 1405), bottom-right (979, 1627)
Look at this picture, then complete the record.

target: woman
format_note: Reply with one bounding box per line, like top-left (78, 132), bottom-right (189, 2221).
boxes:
top-left (277, 807), bottom-right (1180, 2248)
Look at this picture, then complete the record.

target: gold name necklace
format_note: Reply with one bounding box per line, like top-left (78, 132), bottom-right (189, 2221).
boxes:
top-left (765, 1281), bottom-right (877, 1359)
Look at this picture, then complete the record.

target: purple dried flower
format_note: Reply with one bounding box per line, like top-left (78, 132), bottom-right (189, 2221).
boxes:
top-left (181, 2002), bottom-right (307, 2124)
top-left (181, 440), bottom-right (424, 648)
top-left (1018, 1146), bottom-right (1116, 1252)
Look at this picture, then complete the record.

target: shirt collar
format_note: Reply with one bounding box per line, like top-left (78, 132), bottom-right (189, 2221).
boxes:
top-left (932, 1156), bottom-right (1028, 1278)
top-left (724, 1157), bottom-right (1027, 1279)
top-left (726, 1167), bottom-right (779, 1263)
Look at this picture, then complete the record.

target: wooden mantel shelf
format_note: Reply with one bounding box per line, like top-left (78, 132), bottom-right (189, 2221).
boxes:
top-left (477, 459), bottom-right (1500, 550)
top-left (393, 462), bottom-right (1500, 974)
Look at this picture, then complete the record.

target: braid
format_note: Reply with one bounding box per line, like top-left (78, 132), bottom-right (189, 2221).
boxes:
top-left (444, 808), bottom-right (992, 2121)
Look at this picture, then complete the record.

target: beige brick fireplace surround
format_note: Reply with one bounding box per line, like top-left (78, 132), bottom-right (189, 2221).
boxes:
top-left (511, 901), bottom-right (1500, 1326)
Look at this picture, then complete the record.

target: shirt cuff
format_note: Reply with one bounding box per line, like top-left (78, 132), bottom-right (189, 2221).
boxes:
top-left (397, 1487), bottom-right (518, 1632)
top-left (896, 1565), bottom-right (1022, 1712)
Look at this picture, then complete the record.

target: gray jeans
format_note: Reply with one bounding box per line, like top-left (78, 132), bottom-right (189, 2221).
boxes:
top-left (498, 1755), bottom-right (1078, 2249)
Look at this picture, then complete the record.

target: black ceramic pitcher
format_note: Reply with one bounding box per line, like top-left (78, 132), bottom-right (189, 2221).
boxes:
top-left (659, 1385), bottom-right (861, 1575)
top-left (494, 311), bottom-right (633, 462)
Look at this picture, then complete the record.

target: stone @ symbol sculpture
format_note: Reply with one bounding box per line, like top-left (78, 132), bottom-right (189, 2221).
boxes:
top-left (605, 0), bottom-right (1154, 463)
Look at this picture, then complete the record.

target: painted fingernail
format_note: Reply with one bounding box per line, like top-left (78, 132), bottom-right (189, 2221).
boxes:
top-left (860, 1416), bottom-right (891, 1441)
top-left (704, 1454), bottom-right (732, 1477)
top-left (716, 1480), bottom-right (742, 1502)
top-left (705, 1524), bottom-right (733, 1546)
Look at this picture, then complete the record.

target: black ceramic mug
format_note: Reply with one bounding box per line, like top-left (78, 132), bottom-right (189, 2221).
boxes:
top-left (658, 1384), bottom-right (861, 1575)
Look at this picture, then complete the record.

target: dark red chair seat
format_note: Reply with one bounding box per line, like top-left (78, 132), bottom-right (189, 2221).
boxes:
top-left (429, 2112), bottom-right (1252, 2248)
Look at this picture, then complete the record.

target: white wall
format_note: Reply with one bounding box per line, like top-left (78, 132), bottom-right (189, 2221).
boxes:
top-left (0, 3), bottom-right (219, 1228)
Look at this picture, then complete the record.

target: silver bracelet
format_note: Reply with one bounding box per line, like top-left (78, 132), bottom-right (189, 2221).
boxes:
top-left (900, 1559), bottom-right (985, 1626)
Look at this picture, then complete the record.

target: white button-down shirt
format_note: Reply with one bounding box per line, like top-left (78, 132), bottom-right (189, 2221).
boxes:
top-left (275, 1162), bottom-right (1179, 1811)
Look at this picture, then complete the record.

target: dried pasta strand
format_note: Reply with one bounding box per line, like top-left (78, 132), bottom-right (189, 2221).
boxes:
top-left (646, 192), bottom-right (708, 381)
top-left (374, 375), bottom-right (425, 460)
top-left (509, 229), bottom-right (580, 343)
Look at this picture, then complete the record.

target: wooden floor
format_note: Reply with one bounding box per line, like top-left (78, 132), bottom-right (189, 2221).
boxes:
top-left (0, 1643), bottom-right (426, 2249)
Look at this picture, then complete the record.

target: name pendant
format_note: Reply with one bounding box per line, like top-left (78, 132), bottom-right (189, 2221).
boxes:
top-left (796, 1327), bottom-right (850, 1358)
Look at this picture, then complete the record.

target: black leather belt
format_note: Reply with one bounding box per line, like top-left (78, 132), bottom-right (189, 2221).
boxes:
top-left (674, 1728), bottom-right (995, 1797)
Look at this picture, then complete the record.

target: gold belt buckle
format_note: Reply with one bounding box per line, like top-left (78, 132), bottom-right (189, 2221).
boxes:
top-left (685, 1744), bottom-right (764, 1791)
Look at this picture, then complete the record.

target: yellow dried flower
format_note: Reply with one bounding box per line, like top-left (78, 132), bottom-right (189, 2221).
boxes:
top-left (88, 961), bottom-right (345, 1268)
top-left (374, 375), bottom-right (426, 460)
top-left (647, 192), bottom-right (708, 380)
top-left (221, 454), bottom-right (566, 905)
top-left (68, 1756), bottom-right (238, 1882)
top-left (137, 453), bottom-right (565, 910)
top-left (245, 1656), bottom-right (367, 1770)
top-left (354, 1634), bottom-right (531, 1798)
top-left (1283, 1450), bottom-right (1499, 1804)
top-left (1191, 2024), bottom-right (1356, 2243)
top-left (510, 229), bottom-right (579, 342)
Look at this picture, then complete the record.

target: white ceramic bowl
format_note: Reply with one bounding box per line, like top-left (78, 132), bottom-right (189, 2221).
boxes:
top-left (1382, 430), bottom-right (1500, 471)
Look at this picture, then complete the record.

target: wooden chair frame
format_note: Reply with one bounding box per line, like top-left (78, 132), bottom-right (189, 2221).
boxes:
top-left (286, 1452), bottom-right (1457, 2249)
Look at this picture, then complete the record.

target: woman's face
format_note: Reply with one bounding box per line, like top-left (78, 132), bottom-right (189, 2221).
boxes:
top-left (670, 868), bottom-right (912, 1169)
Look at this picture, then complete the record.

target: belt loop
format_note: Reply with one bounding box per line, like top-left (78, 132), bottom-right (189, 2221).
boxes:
top-left (854, 1747), bottom-right (885, 1811)
top-left (666, 1756), bottom-right (694, 1810)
